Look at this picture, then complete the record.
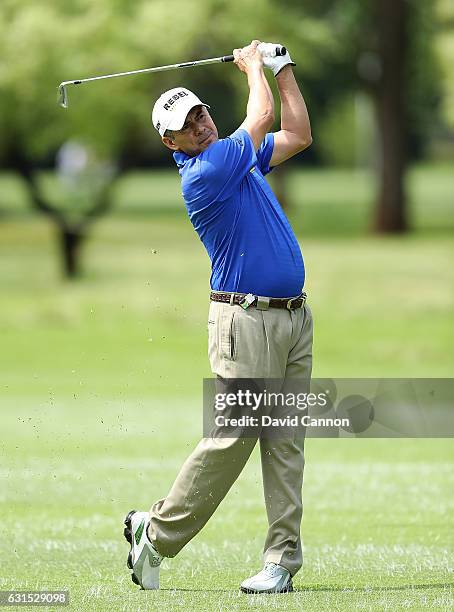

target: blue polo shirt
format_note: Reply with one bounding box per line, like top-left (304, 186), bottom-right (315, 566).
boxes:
top-left (173, 128), bottom-right (305, 297)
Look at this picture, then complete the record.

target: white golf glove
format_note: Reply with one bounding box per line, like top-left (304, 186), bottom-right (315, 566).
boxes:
top-left (258, 42), bottom-right (295, 76)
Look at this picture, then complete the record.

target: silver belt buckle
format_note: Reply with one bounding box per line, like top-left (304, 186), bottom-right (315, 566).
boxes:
top-left (256, 296), bottom-right (270, 310)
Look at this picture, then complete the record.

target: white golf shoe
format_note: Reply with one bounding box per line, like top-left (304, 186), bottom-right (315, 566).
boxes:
top-left (123, 509), bottom-right (163, 589)
top-left (240, 562), bottom-right (293, 594)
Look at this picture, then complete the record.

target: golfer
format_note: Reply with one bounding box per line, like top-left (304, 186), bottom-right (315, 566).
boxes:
top-left (124, 40), bottom-right (313, 594)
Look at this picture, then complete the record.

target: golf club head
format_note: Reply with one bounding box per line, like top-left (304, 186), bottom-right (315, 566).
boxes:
top-left (58, 83), bottom-right (68, 109)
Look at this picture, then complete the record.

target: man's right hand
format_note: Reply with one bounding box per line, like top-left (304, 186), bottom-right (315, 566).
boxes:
top-left (233, 40), bottom-right (264, 74)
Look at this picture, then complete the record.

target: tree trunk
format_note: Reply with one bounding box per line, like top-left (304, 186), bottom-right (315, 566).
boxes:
top-left (59, 228), bottom-right (85, 278)
top-left (373, 0), bottom-right (408, 233)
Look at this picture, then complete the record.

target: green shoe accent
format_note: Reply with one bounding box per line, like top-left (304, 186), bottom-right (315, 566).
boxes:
top-left (135, 519), bottom-right (145, 545)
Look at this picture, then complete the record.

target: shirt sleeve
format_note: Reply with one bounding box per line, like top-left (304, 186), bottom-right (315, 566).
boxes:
top-left (256, 132), bottom-right (275, 176)
top-left (198, 128), bottom-right (257, 202)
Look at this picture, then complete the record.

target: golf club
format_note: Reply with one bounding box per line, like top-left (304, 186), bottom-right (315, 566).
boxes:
top-left (57, 46), bottom-right (287, 109)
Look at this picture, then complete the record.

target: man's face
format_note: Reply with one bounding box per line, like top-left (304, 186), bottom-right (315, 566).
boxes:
top-left (162, 105), bottom-right (218, 157)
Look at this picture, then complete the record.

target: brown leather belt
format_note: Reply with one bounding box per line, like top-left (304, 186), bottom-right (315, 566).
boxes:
top-left (210, 291), bottom-right (307, 310)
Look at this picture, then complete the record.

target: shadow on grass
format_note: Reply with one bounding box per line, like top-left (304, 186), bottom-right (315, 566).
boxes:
top-left (158, 582), bottom-right (453, 593)
top-left (293, 582), bottom-right (454, 593)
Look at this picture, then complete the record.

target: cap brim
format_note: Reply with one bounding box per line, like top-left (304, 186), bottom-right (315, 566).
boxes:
top-left (166, 102), bottom-right (210, 132)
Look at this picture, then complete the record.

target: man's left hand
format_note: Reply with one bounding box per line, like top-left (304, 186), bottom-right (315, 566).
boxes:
top-left (258, 42), bottom-right (296, 77)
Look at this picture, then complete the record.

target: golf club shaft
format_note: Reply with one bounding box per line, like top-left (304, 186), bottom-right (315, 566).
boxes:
top-left (64, 55), bottom-right (235, 88)
top-left (57, 46), bottom-right (286, 108)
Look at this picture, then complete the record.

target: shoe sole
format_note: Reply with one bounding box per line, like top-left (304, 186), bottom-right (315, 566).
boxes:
top-left (124, 509), bottom-right (140, 587)
top-left (240, 580), bottom-right (294, 594)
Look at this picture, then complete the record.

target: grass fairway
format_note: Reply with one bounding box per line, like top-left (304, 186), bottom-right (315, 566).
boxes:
top-left (1, 166), bottom-right (453, 609)
top-left (1, 402), bottom-right (453, 611)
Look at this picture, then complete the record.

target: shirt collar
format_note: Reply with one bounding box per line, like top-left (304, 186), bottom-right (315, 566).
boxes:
top-left (173, 150), bottom-right (191, 169)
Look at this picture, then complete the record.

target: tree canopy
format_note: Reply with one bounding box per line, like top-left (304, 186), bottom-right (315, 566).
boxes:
top-left (0, 0), bottom-right (341, 165)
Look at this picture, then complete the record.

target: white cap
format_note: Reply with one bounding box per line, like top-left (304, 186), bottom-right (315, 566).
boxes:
top-left (152, 87), bottom-right (210, 137)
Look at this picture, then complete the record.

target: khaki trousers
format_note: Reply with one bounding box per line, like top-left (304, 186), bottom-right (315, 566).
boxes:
top-left (148, 299), bottom-right (313, 576)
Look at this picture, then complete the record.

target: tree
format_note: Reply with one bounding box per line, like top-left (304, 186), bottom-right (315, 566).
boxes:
top-left (0, 3), bottom-right (119, 276)
top-left (0, 0), bottom-right (220, 276)
top-left (373, 0), bottom-right (409, 232)
top-left (0, 0), bottom-right (327, 246)
top-left (283, 0), bottom-right (441, 232)
top-left (434, 0), bottom-right (454, 130)
top-left (0, 0), bottom-right (444, 254)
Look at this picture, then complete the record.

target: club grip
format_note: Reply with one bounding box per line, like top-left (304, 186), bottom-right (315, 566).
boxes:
top-left (223, 46), bottom-right (286, 63)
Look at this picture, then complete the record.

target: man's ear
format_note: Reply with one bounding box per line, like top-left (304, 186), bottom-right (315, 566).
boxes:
top-left (162, 136), bottom-right (179, 151)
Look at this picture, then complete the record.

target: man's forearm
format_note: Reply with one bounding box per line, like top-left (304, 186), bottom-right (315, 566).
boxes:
top-left (246, 65), bottom-right (274, 122)
top-left (260, 70), bottom-right (275, 118)
top-left (275, 66), bottom-right (311, 144)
